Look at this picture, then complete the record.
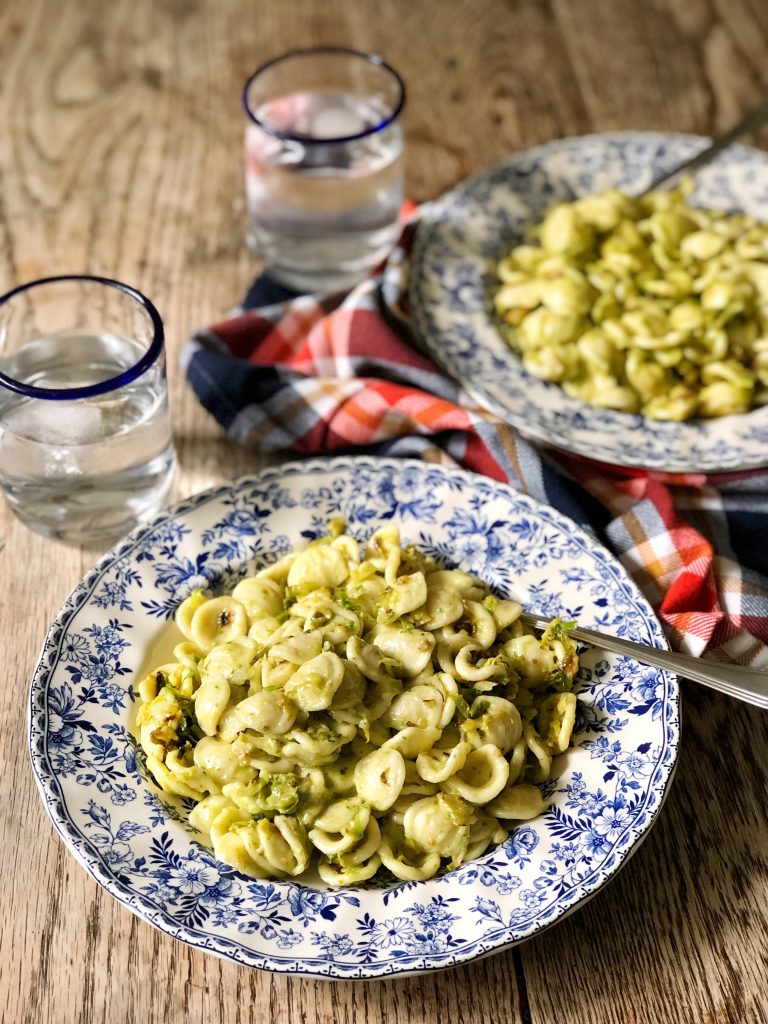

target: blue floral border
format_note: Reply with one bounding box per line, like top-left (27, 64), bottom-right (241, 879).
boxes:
top-left (29, 456), bottom-right (680, 978)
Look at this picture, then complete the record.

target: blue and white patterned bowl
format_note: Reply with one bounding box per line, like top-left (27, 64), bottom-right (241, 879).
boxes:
top-left (29, 457), bottom-right (679, 977)
top-left (410, 132), bottom-right (768, 474)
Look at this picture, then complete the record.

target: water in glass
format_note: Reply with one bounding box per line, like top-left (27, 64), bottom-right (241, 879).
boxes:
top-left (245, 90), bottom-right (404, 290)
top-left (0, 332), bottom-right (175, 542)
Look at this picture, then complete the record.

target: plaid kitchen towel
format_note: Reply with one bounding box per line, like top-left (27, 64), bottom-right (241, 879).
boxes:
top-left (183, 222), bottom-right (768, 669)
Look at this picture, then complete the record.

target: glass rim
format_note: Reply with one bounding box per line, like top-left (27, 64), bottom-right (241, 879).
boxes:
top-left (0, 274), bottom-right (165, 401)
top-left (242, 46), bottom-right (406, 144)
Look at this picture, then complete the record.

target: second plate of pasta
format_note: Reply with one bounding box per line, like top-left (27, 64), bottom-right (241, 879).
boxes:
top-left (30, 457), bottom-right (679, 978)
top-left (409, 132), bottom-right (768, 473)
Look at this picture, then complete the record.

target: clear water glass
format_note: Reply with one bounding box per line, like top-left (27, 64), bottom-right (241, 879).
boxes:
top-left (243, 47), bottom-right (406, 292)
top-left (0, 275), bottom-right (176, 544)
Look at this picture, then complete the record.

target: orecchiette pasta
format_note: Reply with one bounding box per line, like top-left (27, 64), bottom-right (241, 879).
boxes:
top-left (135, 525), bottom-right (580, 885)
top-left (494, 179), bottom-right (768, 419)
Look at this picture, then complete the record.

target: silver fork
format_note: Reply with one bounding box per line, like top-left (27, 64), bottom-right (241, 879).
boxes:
top-left (640, 97), bottom-right (768, 195)
top-left (521, 613), bottom-right (768, 710)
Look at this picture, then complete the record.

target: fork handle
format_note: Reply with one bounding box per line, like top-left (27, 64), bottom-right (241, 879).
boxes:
top-left (521, 613), bottom-right (768, 710)
top-left (642, 98), bottom-right (768, 194)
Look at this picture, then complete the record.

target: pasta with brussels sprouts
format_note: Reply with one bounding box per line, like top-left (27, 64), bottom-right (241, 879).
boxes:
top-left (135, 524), bottom-right (579, 885)
top-left (494, 179), bottom-right (768, 420)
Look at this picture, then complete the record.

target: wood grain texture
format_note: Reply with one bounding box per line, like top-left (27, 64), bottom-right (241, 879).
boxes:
top-left (1, 0), bottom-right (767, 1021)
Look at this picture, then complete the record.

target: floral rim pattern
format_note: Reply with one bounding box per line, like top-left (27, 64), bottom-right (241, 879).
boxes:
top-left (29, 457), bottom-right (680, 978)
top-left (410, 132), bottom-right (768, 473)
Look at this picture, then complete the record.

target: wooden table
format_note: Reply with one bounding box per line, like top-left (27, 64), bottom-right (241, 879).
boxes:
top-left (2, 0), bottom-right (767, 1020)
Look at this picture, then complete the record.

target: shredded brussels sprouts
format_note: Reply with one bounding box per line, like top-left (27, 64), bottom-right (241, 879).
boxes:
top-left (494, 179), bottom-right (768, 420)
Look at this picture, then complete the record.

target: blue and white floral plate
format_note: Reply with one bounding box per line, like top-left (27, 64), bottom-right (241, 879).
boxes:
top-left (410, 132), bottom-right (768, 474)
top-left (29, 457), bottom-right (679, 978)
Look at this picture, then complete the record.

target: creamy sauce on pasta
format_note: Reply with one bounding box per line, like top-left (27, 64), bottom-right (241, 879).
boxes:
top-left (135, 525), bottom-right (579, 885)
top-left (494, 180), bottom-right (768, 420)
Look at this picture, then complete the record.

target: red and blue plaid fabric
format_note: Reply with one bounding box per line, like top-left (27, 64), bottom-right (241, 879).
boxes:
top-left (183, 221), bottom-right (768, 669)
